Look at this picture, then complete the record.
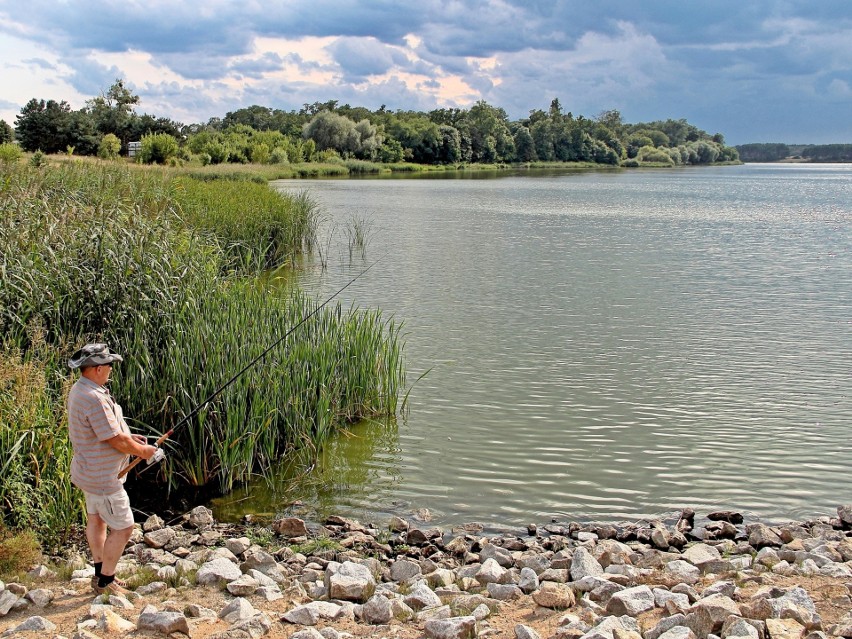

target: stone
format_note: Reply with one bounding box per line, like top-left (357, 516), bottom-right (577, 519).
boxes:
top-left (229, 612), bottom-right (274, 638)
top-left (579, 615), bottom-right (640, 639)
top-left (683, 543), bottom-right (722, 568)
top-left (138, 604), bottom-right (191, 635)
top-left (282, 601), bottom-right (343, 626)
top-left (273, 517), bottom-right (309, 537)
top-left (404, 583), bottom-right (443, 610)
top-left (519, 567), bottom-right (540, 593)
top-left (612, 630), bottom-right (643, 639)
top-left (136, 581), bottom-right (168, 595)
top-left (480, 543), bottom-right (514, 567)
top-left (748, 524), bottom-right (783, 548)
top-left (186, 603), bottom-right (218, 618)
top-left (666, 559), bottom-right (702, 584)
top-left (93, 608), bottom-right (137, 633)
top-left (196, 557), bottom-right (243, 585)
top-left (327, 561), bottom-right (376, 602)
top-left (23, 588), bottom-right (53, 607)
top-left (658, 628), bottom-right (698, 639)
top-left (766, 618), bottom-right (806, 639)
top-left (187, 505), bottom-right (215, 528)
top-left (227, 573), bottom-right (260, 596)
top-left (516, 624), bottom-right (543, 639)
top-left (477, 558), bottom-right (508, 585)
top-left (290, 629), bottom-right (325, 639)
top-left (690, 595), bottom-right (742, 629)
top-left (219, 597), bottom-right (257, 623)
top-left (722, 617), bottom-right (760, 639)
top-left (654, 588), bottom-right (690, 612)
top-left (2, 615), bottom-right (56, 634)
top-left (362, 594), bottom-right (394, 624)
top-left (572, 547), bottom-right (605, 581)
top-left (838, 505), bottom-right (852, 528)
top-left (389, 516), bottom-right (409, 532)
top-left (708, 511), bottom-right (744, 524)
top-left (533, 582), bottom-right (575, 609)
top-left (144, 527), bottom-right (176, 548)
top-left (606, 585), bottom-right (655, 616)
top-left (646, 615), bottom-right (688, 639)
top-left (390, 558), bottom-right (422, 582)
top-left (143, 514), bottom-right (165, 531)
top-left (424, 615), bottom-right (477, 639)
top-left (226, 537), bottom-right (252, 556)
top-left (487, 582), bottom-right (523, 601)
top-left (0, 590), bottom-right (19, 615)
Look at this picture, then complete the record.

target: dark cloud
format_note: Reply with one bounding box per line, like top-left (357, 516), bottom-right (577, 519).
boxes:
top-left (63, 56), bottom-right (126, 97)
top-left (229, 53), bottom-right (286, 79)
top-left (327, 37), bottom-right (408, 80)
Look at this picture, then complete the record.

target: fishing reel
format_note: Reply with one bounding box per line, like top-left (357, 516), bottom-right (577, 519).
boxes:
top-left (146, 447), bottom-right (165, 465)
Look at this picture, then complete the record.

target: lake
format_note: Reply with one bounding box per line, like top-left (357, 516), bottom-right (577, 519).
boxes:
top-left (212, 163), bottom-right (851, 529)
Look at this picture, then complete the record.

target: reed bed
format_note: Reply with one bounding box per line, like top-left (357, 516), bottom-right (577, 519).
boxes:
top-left (0, 161), bottom-right (405, 545)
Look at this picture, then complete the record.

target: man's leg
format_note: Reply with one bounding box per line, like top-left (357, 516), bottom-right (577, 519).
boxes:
top-left (85, 513), bottom-right (107, 563)
top-left (100, 525), bottom-right (134, 578)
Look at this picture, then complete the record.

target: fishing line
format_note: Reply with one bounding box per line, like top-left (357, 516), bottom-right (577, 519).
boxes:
top-left (119, 255), bottom-right (386, 478)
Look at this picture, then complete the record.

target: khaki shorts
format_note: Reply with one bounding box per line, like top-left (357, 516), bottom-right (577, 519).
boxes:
top-left (84, 489), bottom-right (134, 530)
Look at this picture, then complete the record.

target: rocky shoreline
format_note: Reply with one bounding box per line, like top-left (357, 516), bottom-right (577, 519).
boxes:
top-left (2, 506), bottom-right (852, 639)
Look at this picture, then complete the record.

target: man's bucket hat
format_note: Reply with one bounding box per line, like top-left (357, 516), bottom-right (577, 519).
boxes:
top-left (68, 343), bottom-right (124, 369)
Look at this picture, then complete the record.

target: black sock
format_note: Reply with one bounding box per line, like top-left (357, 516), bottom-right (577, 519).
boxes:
top-left (98, 574), bottom-right (115, 588)
top-left (94, 562), bottom-right (103, 578)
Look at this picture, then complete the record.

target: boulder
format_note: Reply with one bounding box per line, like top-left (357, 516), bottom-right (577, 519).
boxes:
top-left (196, 557), bottom-right (243, 585)
top-left (606, 585), bottom-right (655, 616)
top-left (424, 615), bottom-right (477, 639)
top-left (533, 582), bottom-right (575, 609)
top-left (138, 604), bottom-right (191, 635)
top-left (572, 547), bottom-right (605, 581)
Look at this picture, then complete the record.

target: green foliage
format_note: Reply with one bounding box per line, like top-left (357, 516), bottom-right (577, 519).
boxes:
top-left (637, 145), bottom-right (674, 165)
top-left (0, 120), bottom-right (13, 144)
top-left (0, 162), bottom-right (406, 542)
top-left (98, 133), bottom-right (122, 159)
top-left (29, 150), bottom-right (47, 167)
top-left (0, 528), bottom-right (42, 576)
top-left (139, 132), bottom-right (179, 164)
top-left (0, 143), bottom-right (22, 165)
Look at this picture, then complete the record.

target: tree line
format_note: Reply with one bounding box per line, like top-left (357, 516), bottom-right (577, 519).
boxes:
top-left (734, 142), bottom-right (852, 163)
top-left (2, 80), bottom-right (740, 167)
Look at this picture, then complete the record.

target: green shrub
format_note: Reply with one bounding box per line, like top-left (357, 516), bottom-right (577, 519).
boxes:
top-left (98, 133), bottom-right (121, 160)
top-left (0, 528), bottom-right (42, 576)
top-left (29, 150), bottom-right (47, 167)
top-left (139, 132), bottom-right (179, 164)
top-left (0, 143), bottom-right (22, 164)
top-left (269, 148), bottom-right (289, 164)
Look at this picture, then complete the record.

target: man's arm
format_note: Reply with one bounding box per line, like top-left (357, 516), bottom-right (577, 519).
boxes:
top-left (105, 432), bottom-right (158, 459)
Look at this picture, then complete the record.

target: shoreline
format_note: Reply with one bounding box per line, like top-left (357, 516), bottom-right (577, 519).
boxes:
top-left (2, 505), bottom-right (852, 638)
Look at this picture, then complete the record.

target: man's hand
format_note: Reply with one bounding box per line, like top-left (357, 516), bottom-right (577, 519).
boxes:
top-left (147, 448), bottom-right (166, 465)
top-left (106, 432), bottom-right (159, 459)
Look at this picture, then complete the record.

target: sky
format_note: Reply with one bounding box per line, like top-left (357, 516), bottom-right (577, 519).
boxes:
top-left (1, 1), bottom-right (850, 145)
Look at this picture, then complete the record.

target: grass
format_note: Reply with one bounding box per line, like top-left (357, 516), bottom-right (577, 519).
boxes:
top-left (0, 160), bottom-right (406, 546)
top-left (290, 536), bottom-right (343, 556)
top-left (0, 528), bottom-right (42, 577)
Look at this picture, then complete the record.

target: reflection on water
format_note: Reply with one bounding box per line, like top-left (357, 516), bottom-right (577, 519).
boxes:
top-left (212, 164), bottom-right (851, 527)
top-left (212, 417), bottom-right (403, 522)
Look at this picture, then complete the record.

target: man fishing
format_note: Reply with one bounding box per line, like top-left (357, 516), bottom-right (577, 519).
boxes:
top-left (67, 343), bottom-right (161, 595)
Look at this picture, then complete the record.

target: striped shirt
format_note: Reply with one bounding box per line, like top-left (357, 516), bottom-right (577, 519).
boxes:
top-left (67, 377), bottom-right (130, 495)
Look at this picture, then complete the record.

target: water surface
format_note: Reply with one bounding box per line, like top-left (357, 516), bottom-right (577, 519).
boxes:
top-left (214, 164), bottom-right (851, 527)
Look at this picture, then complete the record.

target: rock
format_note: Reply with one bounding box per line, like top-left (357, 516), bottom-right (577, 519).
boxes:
top-left (219, 597), bottom-right (258, 624)
top-left (404, 583), bottom-right (443, 610)
top-left (23, 588), bottom-right (53, 607)
top-left (487, 582), bottom-right (523, 601)
top-left (93, 608), bottom-right (137, 633)
top-left (837, 505), bottom-right (852, 529)
top-left (1, 615), bottom-right (56, 635)
top-left (0, 590), bottom-right (19, 615)
top-left (187, 505), bottom-right (215, 528)
top-left (424, 615), bottom-right (477, 639)
top-left (606, 585), bottom-right (655, 616)
top-left (229, 612), bottom-right (274, 638)
top-left (747, 524), bottom-right (783, 548)
top-left (273, 517), bottom-right (309, 537)
top-left (647, 615), bottom-right (689, 639)
top-left (572, 547), bottom-right (605, 581)
top-left (579, 615), bottom-right (640, 639)
top-left (690, 595), bottom-right (742, 629)
top-left (144, 527), bottom-right (176, 548)
top-left (362, 594), bottom-right (394, 624)
top-left (480, 543), bottom-right (514, 567)
top-left (226, 536), bottom-right (252, 556)
top-left (187, 603), bottom-right (218, 618)
top-left (390, 558), bottom-right (422, 582)
top-left (658, 629), bottom-right (698, 639)
top-left (227, 573), bottom-right (260, 596)
top-left (27, 565), bottom-right (55, 579)
top-left (683, 543), bottom-right (722, 569)
top-left (519, 567), bottom-right (540, 593)
top-left (516, 624), bottom-right (543, 639)
top-left (748, 587), bottom-right (821, 630)
top-left (667, 559), bottom-right (702, 584)
top-left (533, 582), bottom-right (575, 609)
top-left (612, 629), bottom-right (643, 639)
top-left (766, 618), bottom-right (806, 639)
top-left (197, 556), bottom-right (243, 585)
top-left (138, 604), bottom-right (191, 635)
top-left (290, 629), bottom-right (325, 639)
top-left (654, 588), bottom-right (690, 612)
top-left (326, 561), bottom-right (376, 602)
top-left (721, 617), bottom-right (760, 639)
top-left (708, 511), bottom-right (744, 524)
top-left (143, 514), bottom-right (165, 531)
top-left (136, 581), bottom-right (168, 595)
top-left (477, 558), bottom-right (508, 585)
top-left (282, 601), bottom-right (343, 626)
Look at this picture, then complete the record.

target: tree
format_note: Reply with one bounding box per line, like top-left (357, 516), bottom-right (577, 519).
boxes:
top-left (15, 98), bottom-right (73, 152)
top-left (86, 79), bottom-right (140, 144)
top-left (302, 111), bottom-right (381, 159)
top-left (512, 126), bottom-right (536, 162)
top-left (0, 120), bottom-right (12, 143)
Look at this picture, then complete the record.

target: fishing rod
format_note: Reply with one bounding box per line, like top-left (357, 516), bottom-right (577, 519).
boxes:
top-left (118, 256), bottom-right (384, 478)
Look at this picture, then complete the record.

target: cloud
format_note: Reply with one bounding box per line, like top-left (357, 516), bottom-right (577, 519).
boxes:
top-left (327, 37), bottom-right (409, 80)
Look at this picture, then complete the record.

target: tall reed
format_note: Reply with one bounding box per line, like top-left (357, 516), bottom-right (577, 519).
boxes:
top-left (0, 161), bottom-right (405, 542)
